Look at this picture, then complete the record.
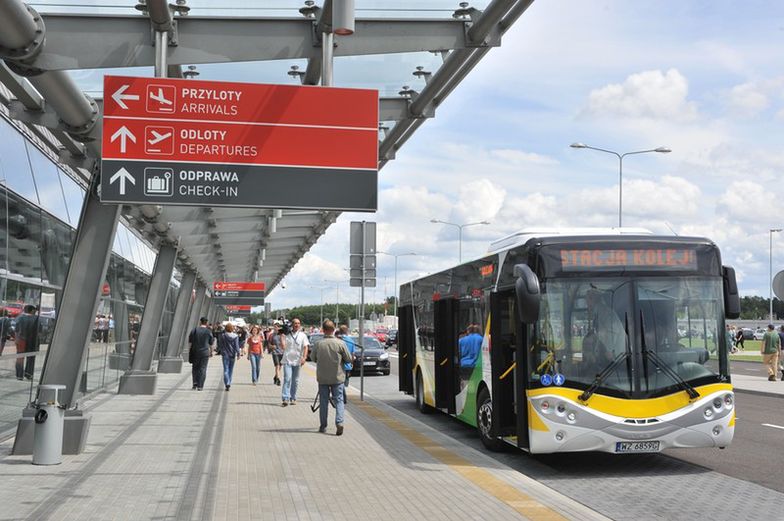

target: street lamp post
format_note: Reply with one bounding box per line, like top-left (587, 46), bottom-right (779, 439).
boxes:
top-left (570, 143), bottom-right (671, 227)
top-left (770, 228), bottom-right (782, 322)
top-left (430, 219), bottom-right (490, 263)
top-left (378, 251), bottom-right (417, 319)
top-left (309, 285), bottom-right (328, 326)
top-left (323, 280), bottom-right (342, 324)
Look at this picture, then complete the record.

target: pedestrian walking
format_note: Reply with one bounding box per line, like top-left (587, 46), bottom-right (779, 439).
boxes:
top-left (311, 320), bottom-right (352, 435)
top-left (778, 325), bottom-right (784, 381)
top-left (735, 328), bottom-right (745, 351)
top-left (188, 317), bottom-right (214, 391)
top-left (336, 324), bottom-right (355, 404)
top-left (281, 318), bottom-right (309, 406)
top-left (247, 325), bottom-right (264, 385)
top-left (760, 324), bottom-right (781, 381)
top-left (0, 309), bottom-right (13, 356)
top-left (14, 305), bottom-right (38, 380)
top-left (217, 322), bottom-right (241, 391)
top-left (268, 323), bottom-right (284, 385)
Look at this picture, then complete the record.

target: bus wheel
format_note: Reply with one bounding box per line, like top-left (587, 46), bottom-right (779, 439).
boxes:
top-left (415, 371), bottom-right (431, 414)
top-left (477, 387), bottom-right (505, 452)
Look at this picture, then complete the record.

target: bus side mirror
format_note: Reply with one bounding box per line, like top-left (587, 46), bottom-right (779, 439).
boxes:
top-left (722, 266), bottom-right (740, 319)
top-left (513, 264), bottom-right (540, 324)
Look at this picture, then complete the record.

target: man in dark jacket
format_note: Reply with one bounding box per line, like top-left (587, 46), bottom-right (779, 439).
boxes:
top-left (188, 317), bottom-right (214, 391)
top-left (14, 305), bottom-right (38, 380)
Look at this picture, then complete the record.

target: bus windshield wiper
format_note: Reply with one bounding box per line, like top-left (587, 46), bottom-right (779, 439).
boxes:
top-left (579, 313), bottom-right (631, 403)
top-left (639, 311), bottom-right (700, 400)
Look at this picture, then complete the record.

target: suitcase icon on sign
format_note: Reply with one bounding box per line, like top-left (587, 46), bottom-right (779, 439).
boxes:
top-left (143, 167), bottom-right (174, 197)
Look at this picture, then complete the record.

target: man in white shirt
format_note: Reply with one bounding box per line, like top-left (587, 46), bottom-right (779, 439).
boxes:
top-left (281, 318), bottom-right (309, 406)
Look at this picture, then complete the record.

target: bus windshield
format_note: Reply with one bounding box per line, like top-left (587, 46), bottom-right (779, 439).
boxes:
top-left (529, 277), bottom-right (728, 398)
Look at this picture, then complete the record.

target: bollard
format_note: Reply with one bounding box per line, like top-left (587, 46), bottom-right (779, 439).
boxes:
top-left (32, 384), bottom-right (66, 465)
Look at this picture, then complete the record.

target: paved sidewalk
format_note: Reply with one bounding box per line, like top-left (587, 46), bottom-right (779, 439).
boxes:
top-left (731, 372), bottom-right (784, 396)
top-left (0, 358), bottom-right (606, 521)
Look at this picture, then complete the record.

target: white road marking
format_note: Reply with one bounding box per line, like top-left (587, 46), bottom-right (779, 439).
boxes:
top-left (762, 423), bottom-right (784, 431)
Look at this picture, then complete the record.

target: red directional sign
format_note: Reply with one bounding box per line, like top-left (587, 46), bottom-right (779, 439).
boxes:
top-left (100, 75), bottom-right (378, 211)
top-left (225, 305), bottom-right (252, 311)
top-left (213, 282), bottom-right (265, 292)
top-left (212, 281), bottom-right (265, 304)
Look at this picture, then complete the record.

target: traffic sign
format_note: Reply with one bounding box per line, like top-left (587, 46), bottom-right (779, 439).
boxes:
top-left (225, 305), bottom-right (253, 316)
top-left (212, 281), bottom-right (266, 303)
top-left (100, 75), bottom-right (379, 211)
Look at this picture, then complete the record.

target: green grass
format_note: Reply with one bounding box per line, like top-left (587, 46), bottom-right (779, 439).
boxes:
top-left (730, 353), bottom-right (763, 363)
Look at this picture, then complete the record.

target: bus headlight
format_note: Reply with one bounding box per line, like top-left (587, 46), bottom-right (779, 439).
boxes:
top-left (724, 394), bottom-right (733, 408)
top-left (704, 408), bottom-right (713, 419)
top-left (541, 400), bottom-right (550, 413)
top-left (713, 398), bottom-right (723, 411)
top-left (556, 403), bottom-right (566, 415)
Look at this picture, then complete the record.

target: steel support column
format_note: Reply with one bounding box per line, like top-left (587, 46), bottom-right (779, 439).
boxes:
top-left (12, 189), bottom-right (120, 455)
top-left (118, 242), bottom-right (178, 394)
top-left (158, 270), bottom-right (195, 373)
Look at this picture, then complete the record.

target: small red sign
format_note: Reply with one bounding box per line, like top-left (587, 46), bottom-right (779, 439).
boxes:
top-left (225, 305), bottom-right (252, 311)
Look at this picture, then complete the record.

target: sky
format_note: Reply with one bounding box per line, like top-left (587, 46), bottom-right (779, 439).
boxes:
top-left (57, 0), bottom-right (784, 309)
top-left (267, 0), bottom-right (784, 309)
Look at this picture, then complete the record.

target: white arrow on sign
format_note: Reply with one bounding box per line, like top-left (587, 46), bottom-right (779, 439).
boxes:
top-left (109, 167), bottom-right (136, 196)
top-left (110, 125), bottom-right (136, 153)
top-left (112, 84), bottom-right (140, 110)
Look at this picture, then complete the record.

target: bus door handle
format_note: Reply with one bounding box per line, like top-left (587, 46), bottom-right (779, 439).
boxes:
top-left (439, 358), bottom-right (449, 366)
top-left (499, 362), bottom-right (516, 380)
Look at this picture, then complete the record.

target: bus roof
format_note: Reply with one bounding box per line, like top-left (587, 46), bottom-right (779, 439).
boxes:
top-left (487, 227), bottom-right (653, 254)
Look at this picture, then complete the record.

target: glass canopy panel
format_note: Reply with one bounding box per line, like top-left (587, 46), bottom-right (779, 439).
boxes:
top-left (30, 1), bottom-right (491, 17)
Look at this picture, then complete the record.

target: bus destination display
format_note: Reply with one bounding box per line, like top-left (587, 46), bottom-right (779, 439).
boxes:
top-left (560, 248), bottom-right (698, 271)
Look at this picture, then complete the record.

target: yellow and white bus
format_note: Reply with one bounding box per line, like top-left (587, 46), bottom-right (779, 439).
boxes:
top-left (397, 229), bottom-right (740, 454)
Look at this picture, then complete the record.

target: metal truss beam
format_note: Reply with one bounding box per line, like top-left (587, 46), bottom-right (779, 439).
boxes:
top-left (35, 15), bottom-right (472, 71)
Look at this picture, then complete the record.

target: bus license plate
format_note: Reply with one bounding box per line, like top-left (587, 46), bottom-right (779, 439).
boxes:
top-left (615, 441), bottom-right (660, 453)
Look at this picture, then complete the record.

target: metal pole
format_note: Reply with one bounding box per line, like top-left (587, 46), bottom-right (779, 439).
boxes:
top-left (393, 256), bottom-right (398, 319)
top-left (458, 225), bottom-right (463, 264)
top-left (336, 284), bottom-right (340, 324)
top-left (321, 32), bottom-right (334, 86)
top-left (320, 288), bottom-right (324, 326)
top-left (154, 30), bottom-right (168, 78)
top-left (618, 155), bottom-right (624, 228)
top-left (771, 230), bottom-right (777, 322)
top-left (359, 221), bottom-right (365, 401)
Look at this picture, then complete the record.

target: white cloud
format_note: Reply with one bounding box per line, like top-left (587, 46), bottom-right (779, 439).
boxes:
top-left (489, 149), bottom-right (559, 166)
top-left (724, 76), bottom-right (784, 117)
top-left (717, 181), bottom-right (777, 223)
top-left (582, 69), bottom-right (698, 122)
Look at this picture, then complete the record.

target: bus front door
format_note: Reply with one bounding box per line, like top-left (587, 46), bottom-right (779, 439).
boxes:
top-left (490, 291), bottom-right (519, 439)
top-left (434, 298), bottom-right (458, 413)
top-left (398, 305), bottom-right (415, 394)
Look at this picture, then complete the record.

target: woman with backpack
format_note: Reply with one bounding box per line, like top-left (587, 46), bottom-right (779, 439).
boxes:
top-left (217, 323), bottom-right (241, 391)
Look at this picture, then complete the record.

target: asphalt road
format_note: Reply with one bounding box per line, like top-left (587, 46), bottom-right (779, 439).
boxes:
top-left (348, 351), bottom-right (784, 504)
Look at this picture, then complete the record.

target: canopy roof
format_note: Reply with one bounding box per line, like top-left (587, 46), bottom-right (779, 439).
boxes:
top-left (0, 0), bottom-right (533, 296)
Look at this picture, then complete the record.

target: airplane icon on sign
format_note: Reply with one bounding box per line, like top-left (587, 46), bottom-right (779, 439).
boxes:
top-left (148, 130), bottom-right (172, 144)
top-left (146, 84), bottom-right (176, 113)
top-left (144, 125), bottom-right (174, 155)
top-left (149, 88), bottom-right (173, 106)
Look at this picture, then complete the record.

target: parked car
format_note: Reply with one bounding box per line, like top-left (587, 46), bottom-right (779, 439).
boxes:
top-left (348, 335), bottom-right (390, 375)
top-left (386, 329), bottom-right (398, 347)
top-left (1, 302), bottom-right (24, 318)
top-left (753, 329), bottom-right (766, 341)
top-left (374, 327), bottom-right (389, 344)
top-left (739, 328), bottom-right (755, 340)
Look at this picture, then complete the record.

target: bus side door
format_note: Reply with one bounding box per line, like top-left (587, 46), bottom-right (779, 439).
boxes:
top-left (434, 297), bottom-right (458, 413)
top-left (398, 305), bottom-right (415, 394)
top-left (490, 291), bottom-right (522, 440)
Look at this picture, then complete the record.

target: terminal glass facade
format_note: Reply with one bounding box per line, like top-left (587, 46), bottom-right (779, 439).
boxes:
top-left (0, 115), bottom-right (177, 437)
